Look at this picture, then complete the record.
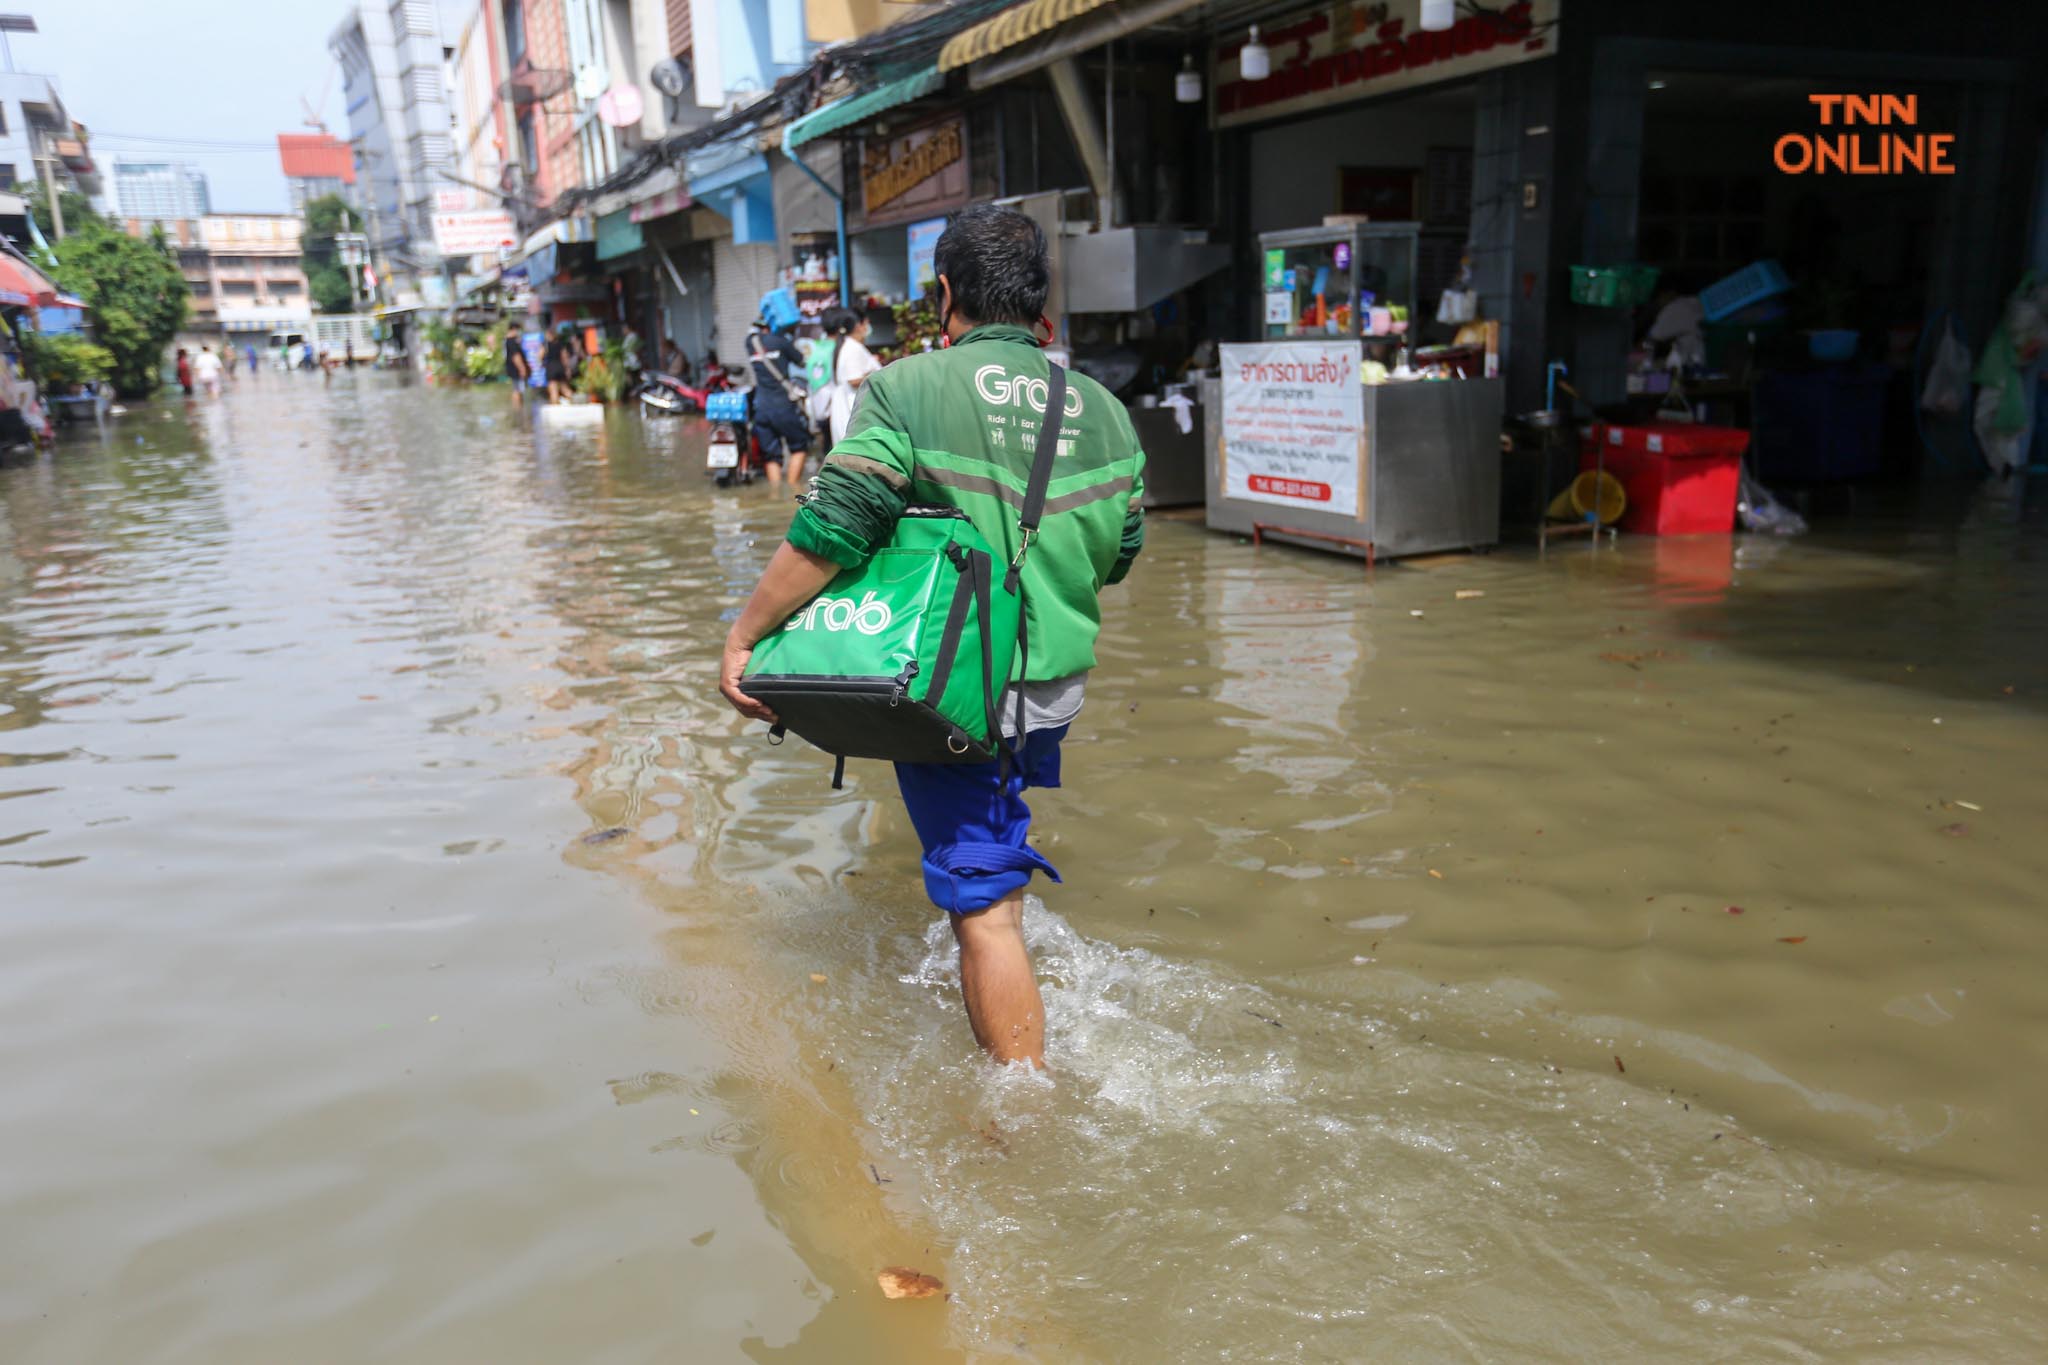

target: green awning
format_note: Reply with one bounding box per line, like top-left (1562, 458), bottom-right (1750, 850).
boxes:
top-left (595, 209), bottom-right (644, 261)
top-left (783, 65), bottom-right (943, 151)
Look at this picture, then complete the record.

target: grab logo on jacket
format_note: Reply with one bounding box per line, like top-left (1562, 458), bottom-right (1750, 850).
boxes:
top-left (785, 591), bottom-right (892, 635)
top-left (974, 365), bottom-right (1085, 418)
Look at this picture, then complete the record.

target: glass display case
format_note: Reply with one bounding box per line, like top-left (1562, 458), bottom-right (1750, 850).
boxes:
top-left (1257, 223), bottom-right (1420, 343)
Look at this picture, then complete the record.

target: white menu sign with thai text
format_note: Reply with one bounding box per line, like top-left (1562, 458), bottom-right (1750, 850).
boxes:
top-left (1220, 341), bottom-right (1364, 516)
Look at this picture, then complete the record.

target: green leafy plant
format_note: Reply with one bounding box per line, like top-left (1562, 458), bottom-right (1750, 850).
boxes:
top-left (420, 316), bottom-right (466, 382)
top-left (22, 331), bottom-right (114, 389)
top-left (575, 336), bottom-right (631, 403)
top-left (32, 224), bottom-right (189, 398)
top-left (463, 344), bottom-right (500, 382)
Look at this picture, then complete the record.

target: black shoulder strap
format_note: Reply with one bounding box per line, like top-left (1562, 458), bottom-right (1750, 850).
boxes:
top-left (1005, 362), bottom-right (1066, 595)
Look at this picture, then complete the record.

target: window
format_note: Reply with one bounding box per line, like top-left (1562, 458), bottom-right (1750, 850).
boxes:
top-left (0, 102), bottom-right (8, 135)
top-left (270, 280), bottom-right (302, 295)
top-left (517, 111), bottom-right (538, 176)
top-left (0, 165), bottom-right (14, 189)
top-left (502, 0), bottom-right (526, 66)
top-left (221, 281), bottom-right (258, 296)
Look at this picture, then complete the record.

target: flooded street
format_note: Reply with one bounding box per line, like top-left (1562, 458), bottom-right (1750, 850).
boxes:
top-left (4, 376), bottom-right (2046, 1361)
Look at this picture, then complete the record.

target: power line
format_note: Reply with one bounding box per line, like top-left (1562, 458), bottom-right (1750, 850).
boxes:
top-left (89, 131), bottom-right (286, 150)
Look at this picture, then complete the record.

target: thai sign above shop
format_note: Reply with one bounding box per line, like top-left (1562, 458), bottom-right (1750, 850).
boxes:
top-left (1213, 0), bottom-right (1559, 130)
top-left (858, 115), bottom-right (970, 230)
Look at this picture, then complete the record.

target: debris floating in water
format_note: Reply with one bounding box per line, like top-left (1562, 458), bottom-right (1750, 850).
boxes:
top-left (1725, 906), bottom-right (1745, 915)
top-left (1613, 1055), bottom-right (1626, 1073)
top-left (810, 972), bottom-right (827, 983)
top-left (1778, 936), bottom-right (1807, 944)
top-left (1455, 589), bottom-right (1486, 599)
top-left (580, 826), bottom-right (629, 846)
top-left (877, 1267), bottom-right (944, 1299)
top-left (1428, 869), bottom-right (1444, 880)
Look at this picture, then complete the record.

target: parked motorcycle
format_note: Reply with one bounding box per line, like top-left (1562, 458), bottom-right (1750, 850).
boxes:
top-left (633, 366), bottom-right (731, 416)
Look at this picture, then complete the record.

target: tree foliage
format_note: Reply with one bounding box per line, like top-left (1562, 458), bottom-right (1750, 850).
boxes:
top-left (32, 224), bottom-right (189, 398)
top-left (301, 193), bottom-right (360, 314)
top-left (27, 181), bottom-right (105, 239)
top-left (23, 331), bottom-right (115, 389)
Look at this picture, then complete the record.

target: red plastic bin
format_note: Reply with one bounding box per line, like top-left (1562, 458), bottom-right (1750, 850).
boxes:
top-left (1581, 422), bottom-right (1748, 535)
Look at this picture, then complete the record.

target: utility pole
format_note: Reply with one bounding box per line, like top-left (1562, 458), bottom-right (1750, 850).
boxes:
top-left (35, 139), bottom-right (65, 239)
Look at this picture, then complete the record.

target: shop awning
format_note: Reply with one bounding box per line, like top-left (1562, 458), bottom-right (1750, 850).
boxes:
top-left (686, 146), bottom-right (775, 246)
top-left (783, 65), bottom-right (943, 150)
top-left (938, 0), bottom-right (1120, 73)
top-left (596, 209), bottom-right (644, 261)
top-left (946, 0), bottom-right (1204, 86)
top-left (0, 250), bottom-right (59, 308)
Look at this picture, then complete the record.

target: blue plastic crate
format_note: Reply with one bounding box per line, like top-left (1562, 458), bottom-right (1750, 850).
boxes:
top-left (1700, 260), bottom-right (1791, 322)
top-left (704, 390), bottom-right (749, 423)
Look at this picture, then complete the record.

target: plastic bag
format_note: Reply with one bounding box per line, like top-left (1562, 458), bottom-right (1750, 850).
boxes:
top-left (1737, 467), bottom-right (1807, 535)
top-left (1920, 320), bottom-right (1971, 415)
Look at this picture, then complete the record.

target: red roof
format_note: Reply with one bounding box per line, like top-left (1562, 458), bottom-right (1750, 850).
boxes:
top-left (276, 133), bottom-right (356, 184)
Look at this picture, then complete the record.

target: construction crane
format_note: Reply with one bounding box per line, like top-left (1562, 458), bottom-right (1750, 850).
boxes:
top-left (300, 62), bottom-right (336, 134)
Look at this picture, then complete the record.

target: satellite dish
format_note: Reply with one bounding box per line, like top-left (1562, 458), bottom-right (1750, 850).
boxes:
top-left (574, 64), bottom-right (607, 101)
top-left (649, 57), bottom-right (689, 98)
top-left (597, 84), bottom-right (644, 127)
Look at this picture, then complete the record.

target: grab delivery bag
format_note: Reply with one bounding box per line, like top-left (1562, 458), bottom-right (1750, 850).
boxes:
top-left (741, 365), bottom-right (1069, 772)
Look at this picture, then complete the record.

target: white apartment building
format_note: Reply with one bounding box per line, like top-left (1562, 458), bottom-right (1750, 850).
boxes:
top-left (329, 0), bottom-right (455, 297)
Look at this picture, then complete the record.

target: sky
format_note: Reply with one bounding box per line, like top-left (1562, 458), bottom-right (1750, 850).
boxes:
top-left (15, 1), bottom-right (471, 215)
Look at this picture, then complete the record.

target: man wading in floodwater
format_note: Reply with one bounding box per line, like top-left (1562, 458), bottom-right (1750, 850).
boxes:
top-left (718, 206), bottom-right (1146, 1068)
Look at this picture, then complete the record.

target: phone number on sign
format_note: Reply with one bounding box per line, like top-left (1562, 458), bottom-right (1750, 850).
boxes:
top-left (1247, 475), bottom-right (1333, 501)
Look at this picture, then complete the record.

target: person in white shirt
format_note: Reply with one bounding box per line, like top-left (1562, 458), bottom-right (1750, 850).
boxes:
top-left (823, 307), bottom-right (882, 448)
top-left (191, 345), bottom-right (223, 397)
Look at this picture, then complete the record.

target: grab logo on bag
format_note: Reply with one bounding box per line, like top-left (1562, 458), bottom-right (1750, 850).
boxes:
top-left (786, 591), bottom-right (892, 635)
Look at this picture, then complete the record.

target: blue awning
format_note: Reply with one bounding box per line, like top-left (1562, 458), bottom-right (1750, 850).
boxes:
top-left (686, 148), bottom-right (775, 246)
top-left (783, 65), bottom-right (943, 150)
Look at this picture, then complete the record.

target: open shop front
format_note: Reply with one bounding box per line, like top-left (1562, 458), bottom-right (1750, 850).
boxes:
top-left (1550, 21), bottom-right (2042, 545)
top-left (1200, 0), bottom-right (1559, 559)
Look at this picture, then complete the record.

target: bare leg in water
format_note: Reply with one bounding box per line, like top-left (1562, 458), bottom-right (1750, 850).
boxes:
top-left (952, 890), bottom-right (1046, 1068)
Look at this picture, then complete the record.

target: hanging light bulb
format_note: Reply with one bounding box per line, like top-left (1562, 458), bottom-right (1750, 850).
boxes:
top-left (1420, 0), bottom-right (1456, 31)
top-left (1176, 53), bottom-right (1202, 104)
top-left (1239, 25), bottom-right (1270, 82)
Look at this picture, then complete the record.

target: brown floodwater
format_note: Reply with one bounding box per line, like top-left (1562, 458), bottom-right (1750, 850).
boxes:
top-left (3, 375), bottom-right (2045, 1362)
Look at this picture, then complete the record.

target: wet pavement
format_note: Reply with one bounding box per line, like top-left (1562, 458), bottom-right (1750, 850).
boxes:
top-left (3, 374), bottom-right (2046, 1361)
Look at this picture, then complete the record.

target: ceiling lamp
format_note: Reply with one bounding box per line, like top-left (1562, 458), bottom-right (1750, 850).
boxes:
top-left (1420, 0), bottom-right (1455, 31)
top-left (1240, 26), bottom-right (1270, 81)
top-left (1176, 54), bottom-right (1202, 103)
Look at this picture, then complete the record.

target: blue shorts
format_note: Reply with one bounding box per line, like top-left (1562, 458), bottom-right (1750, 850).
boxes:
top-left (893, 726), bottom-right (1067, 915)
top-left (752, 402), bottom-right (810, 461)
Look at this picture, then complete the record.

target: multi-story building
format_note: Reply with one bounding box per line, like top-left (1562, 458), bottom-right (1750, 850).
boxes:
top-left (138, 215), bottom-right (311, 341)
top-left (112, 160), bottom-right (210, 221)
top-left (277, 133), bottom-right (358, 211)
top-left (329, 0), bottom-right (456, 300)
top-left (0, 64), bottom-right (100, 211)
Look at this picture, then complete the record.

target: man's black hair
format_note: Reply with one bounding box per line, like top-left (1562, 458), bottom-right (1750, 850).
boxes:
top-left (934, 205), bottom-right (1049, 326)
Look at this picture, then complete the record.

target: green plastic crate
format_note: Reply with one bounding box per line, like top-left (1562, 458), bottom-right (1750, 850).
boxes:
top-left (1569, 264), bottom-right (1661, 309)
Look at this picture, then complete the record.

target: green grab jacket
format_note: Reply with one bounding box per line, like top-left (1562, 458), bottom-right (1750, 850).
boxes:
top-left (786, 323), bottom-right (1146, 681)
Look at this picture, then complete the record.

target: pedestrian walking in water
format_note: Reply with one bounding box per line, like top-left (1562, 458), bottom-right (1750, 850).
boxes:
top-left (192, 345), bottom-right (222, 397)
top-left (175, 347), bottom-right (193, 396)
top-left (503, 328), bottom-right (529, 405)
top-left (720, 206), bottom-right (1147, 1068)
top-left (744, 302), bottom-right (810, 487)
top-left (223, 345), bottom-right (239, 380)
top-left (244, 343), bottom-right (258, 376)
top-left (544, 322), bottom-right (576, 403)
